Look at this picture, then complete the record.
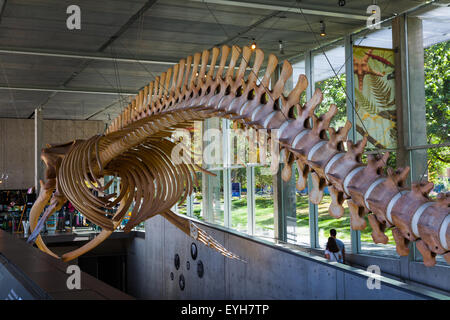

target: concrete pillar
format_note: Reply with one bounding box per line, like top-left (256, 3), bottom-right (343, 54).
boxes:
top-left (283, 69), bottom-right (297, 243)
top-left (273, 166), bottom-right (286, 242)
top-left (392, 15), bottom-right (428, 183)
top-left (284, 166), bottom-right (297, 243)
top-left (270, 63), bottom-right (298, 243)
top-left (392, 15), bottom-right (428, 270)
top-left (305, 51), bottom-right (319, 248)
top-left (34, 107), bottom-right (44, 194)
top-left (273, 163), bottom-right (297, 243)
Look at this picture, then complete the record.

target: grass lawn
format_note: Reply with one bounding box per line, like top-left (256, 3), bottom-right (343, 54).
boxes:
top-left (230, 194), bottom-right (395, 245)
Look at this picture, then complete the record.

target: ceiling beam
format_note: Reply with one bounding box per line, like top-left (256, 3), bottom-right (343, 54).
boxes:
top-left (0, 85), bottom-right (135, 96)
top-left (0, 46), bottom-right (249, 71)
top-left (0, 46), bottom-right (176, 65)
top-left (191, 0), bottom-right (369, 21)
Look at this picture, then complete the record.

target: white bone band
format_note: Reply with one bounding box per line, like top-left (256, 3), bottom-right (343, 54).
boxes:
top-left (411, 202), bottom-right (434, 238)
top-left (239, 100), bottom-right (250, 115)
top-left (277, 121), bottom-right (291, 139)
top-left (324, 153), bottom-right (344, 180)
top-left (363, 178), bottom-right (386, 211)
top-left (386, 191), bottom-right (408, 224)
top-left (292, 129), bottom-right (311, 148)
top-left (217, 95), bottom-right (227, 111)
top-left (263, 111), bottom-right (277, 128)
top-left (439, 215), bottom-right (450, 250)
top-left (251, 104), bottom-right (264, 121)
top-left (343, 166), bottom-right (364, 196)
top-left (307, 141), bottom-right (327, 161)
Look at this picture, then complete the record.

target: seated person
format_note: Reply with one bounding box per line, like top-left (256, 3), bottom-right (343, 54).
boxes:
top-left (330, 228), bottom-right (345, 263)
top-left (324, 237), bottom-right (343, 263)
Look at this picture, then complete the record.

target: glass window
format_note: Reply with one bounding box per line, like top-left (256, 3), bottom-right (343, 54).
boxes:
top-left (314, 43), bottom-right (347, 130)
top-left (414, 7), bottom-right (450, 265)
top-left (230, 167), bottom-right (248, 233)
top-left (313, 42), bottom-right (351, 251)
top-left (352, 23), bottom-right (400, 257)
top-left (292, 162), bottom-right (310, 247)
top-left (423, 39), bottom-right (449, 195)
top-left (193, 171), bottom-right (203, 221)
top-left (360, 151), bottom-right (398, 257)
top-left (177, 202), bottom-right (186, 215)
top-left (207, 169), bottom-right (224, 226)
top-left (292, 58), bottom-right (307, 107)
top-left (353, 28), bottom-right (393, 50)
top-left (229, 121), bottom-right (250, 166)
top-left (254, 166), bottom-right (275, 241)
top-left (204, 117), bottom-right (224, 169)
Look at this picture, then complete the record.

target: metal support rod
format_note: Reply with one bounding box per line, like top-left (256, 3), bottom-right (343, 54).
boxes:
top-left (406, 142), bottom-right (450, 150)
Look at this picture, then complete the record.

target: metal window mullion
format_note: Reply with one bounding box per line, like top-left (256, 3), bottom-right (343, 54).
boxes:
top-left (223, 119), bottom-right (232, 228)
top-left (187, 192), bottom-right (193, 217)
top-left (404, 15), bottom-right (419, 262)
top-left (224, 168), bottom-right (231, 228)
top-left (247, 166), bottom-right (255, 236)
top-left (305, 51), bottom-right (319, 249)
top-left (223, 118), bottom-right (230, 167)
top-left (404, 15), bottom-right (413, 185)
top-left (345, 35), bottom-right (361, 254)
top-left (203, 119), bottom-right (213, 222)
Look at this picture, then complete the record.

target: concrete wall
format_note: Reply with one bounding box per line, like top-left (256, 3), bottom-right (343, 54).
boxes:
top-left (283, 244), bottom-right (450, 293)
top-left (345, 252), bottom-right (450, 293)
top-left (0, 118), bottom-right (104, 190)
top-left (127, 215), bottom-right (448, 300)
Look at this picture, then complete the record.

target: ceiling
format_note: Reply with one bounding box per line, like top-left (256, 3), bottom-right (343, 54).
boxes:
top-left (0, 0), bottom-right (445, 122)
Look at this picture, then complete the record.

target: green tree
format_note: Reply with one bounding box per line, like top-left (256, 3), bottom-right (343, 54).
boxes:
top-left (231, 168), bottom-right (247, 189)
top-left (315, 74), bottom-right (348, 130)
top-left (254, 166), bottom-right (273, 190)
top-left (424, 40), bottom-right (450, 185)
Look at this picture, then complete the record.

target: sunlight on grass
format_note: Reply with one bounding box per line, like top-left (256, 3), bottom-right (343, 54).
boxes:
top-left (228, 194), bottom-right (395, 245)
top-left (183, 192), bottom-right (395, 247)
